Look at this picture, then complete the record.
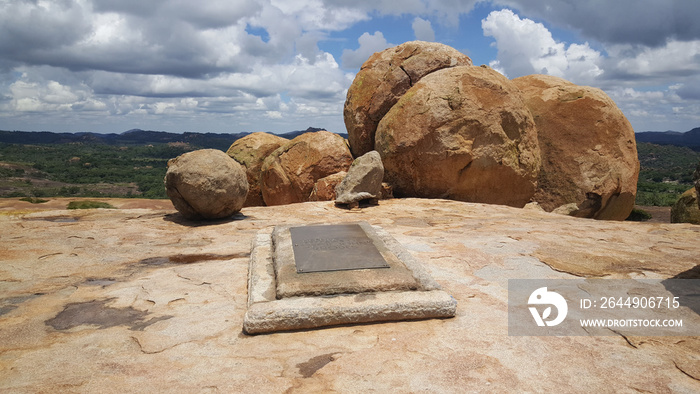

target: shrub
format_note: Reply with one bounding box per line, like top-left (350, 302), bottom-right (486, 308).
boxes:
top-left (66, 200), bottom-right (117, 210)
top-left (626, 208), bottom-right (652, 222)
top-left (19, 197), bottom-right (49, 204)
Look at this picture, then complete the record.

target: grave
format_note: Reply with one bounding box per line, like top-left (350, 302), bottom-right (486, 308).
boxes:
top-left (243, 221), bottom-right (456, 334)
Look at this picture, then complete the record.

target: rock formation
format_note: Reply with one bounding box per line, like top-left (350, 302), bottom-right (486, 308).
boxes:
top-left (671, 187), bottom-right (700, 224)
top-left (260, 130), bottom-right (353, 206)
top-left (513, 74), bottom-right (639, 220)
top-left (375, 65), bottom-right (540, 207)
top-left (344, 41), bottom-right (472, 157)
top-left (164, 149), bottom-right (248, 220)
top-left (335, 150), bottom-right (384, 207)
top-left (309, 171), bottom-right (346, 201)
top-left (226, 132), bottom-right (287, 207)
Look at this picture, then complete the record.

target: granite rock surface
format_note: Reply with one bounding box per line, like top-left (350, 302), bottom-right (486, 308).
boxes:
top-left (0, 198), bottom-right (698, 392)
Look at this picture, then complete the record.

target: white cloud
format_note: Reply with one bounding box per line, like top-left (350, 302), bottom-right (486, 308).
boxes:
top-left (341, 31), bottom-right (393, 69)
top-left (493, 0), bottom-right (700, 47)
top-left (412, 17), bottom-right (435, 42)
top-left (605, 40), bottom-right (700, 81)
top-left (482, 9), bottom-right (603, 84)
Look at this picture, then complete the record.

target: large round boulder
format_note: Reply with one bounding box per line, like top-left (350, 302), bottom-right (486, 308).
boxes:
top-left (226, 132), bottom-right (287, 207)
top-left (344, 41), bottom-right (472, 157)
top-left (513, 74), bottom-right (639, 220)
top-left (164, 149), bottom-right (249, 220)
top-left (375, 65), bottom-right (540, 207)
top-left (260, 130), bottom-right (353, 206)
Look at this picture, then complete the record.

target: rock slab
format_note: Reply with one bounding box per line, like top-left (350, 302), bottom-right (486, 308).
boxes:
top-left (335, 150), bottom-right (384, 206)
top-left (164, 149), bottom-right (248, 220)
top-left (1, 199), bottom-right (698, 392)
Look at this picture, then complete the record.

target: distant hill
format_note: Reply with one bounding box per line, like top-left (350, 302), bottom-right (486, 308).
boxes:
top-left (635, 127), bottom-right (700, 151)
top-left (0, 127), bottom-right (341, 151)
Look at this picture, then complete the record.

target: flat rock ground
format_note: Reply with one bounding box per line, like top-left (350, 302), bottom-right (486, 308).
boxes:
top-left (0, 198), bottom-right (698, 393)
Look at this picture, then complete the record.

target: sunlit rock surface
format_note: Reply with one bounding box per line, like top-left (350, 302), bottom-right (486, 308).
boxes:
top-left (0, 198), bottom-right (698, 392)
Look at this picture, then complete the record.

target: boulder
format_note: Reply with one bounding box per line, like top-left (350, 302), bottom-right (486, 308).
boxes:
top-left (309, 172), bottom-right (346, 201)
top-left (375, 66), bottom-right (540, 208)
top-left (335, 150), bottom-right (385, 207)
top-left (260, 131), bottom-right (353, 206)
top-left (523, 202), bottom-right (545, 212)
top-left (226, 132), bottom-right (287, 207)
top-left (671, 187), bottom-right (700, 224)
top-left (344, 41), bottom-right (472, 157)
top-left (551, 203), bottom-right (579, 216)
top-left (164, 149), bottom-right (248, 220)
top-left (513, 74), bottom-right (639, 220)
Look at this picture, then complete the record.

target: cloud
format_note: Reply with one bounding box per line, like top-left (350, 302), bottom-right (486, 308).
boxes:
top-left (412, 17), bottom-right (435, 42)
top-left (494, 0), bottom-right (700, 47)
top-left (341, 32), bottom-right (393, 69)
top-left (603, 40), bottom-right (700, 82)
top-left (482, 9), bottom-right (603, 83)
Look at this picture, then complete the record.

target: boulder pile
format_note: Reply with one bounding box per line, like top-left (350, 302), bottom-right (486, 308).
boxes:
top-left (345, 41), bottom-right (639, 219)
top-left (181, 41), bottom-right (639, 220)
top-left (259, 130), bottom-right (353, 206)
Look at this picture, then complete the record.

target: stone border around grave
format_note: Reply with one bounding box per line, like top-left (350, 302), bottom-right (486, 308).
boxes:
top-left (243, 223), bottom-right (457, 334)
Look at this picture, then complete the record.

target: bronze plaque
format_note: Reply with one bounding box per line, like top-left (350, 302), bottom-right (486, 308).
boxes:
top-left (290, 224), bottom-right (390, 273)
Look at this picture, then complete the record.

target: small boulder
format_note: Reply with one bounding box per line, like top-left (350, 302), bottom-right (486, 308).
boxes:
top-left (375, 65), bottom-right (540, 208)
top-left (513, 74), bottom-right (639, 220)
top-left (309, 172), bottom-right (346, 201)
top-left (523, 202), bottom-right (545, 212)
top-left (164, 149), bottom-right (249, 220)
top-left (552, 203), bottom-right (579, 216)
top-left (226, 132), bottom-right (287, 207)
top-left (671, 188), bottom-right (700, 224)
top-left (344, 41), bottom-right (472, 157)
top-left (335, 150), bottom-right (384, 207)
top-left (260, 131), bottom-right (353, 206)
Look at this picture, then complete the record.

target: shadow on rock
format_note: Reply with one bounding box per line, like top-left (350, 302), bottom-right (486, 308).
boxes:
top-left (163, 211), bottom-right (249, 227)
top-left (662, 265), bottom-right (700, 316)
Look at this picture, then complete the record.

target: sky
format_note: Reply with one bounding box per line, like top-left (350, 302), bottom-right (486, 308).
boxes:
top-left (1, 0), bottom-right (699, 135)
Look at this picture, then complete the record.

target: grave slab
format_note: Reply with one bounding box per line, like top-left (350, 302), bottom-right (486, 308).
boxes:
top-left (243, 221), bottom-right (457, 334)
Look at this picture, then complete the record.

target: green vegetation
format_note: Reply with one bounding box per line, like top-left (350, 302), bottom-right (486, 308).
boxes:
top-left (0, 142), bottom-right (195, 199)
top-left (0, 136), bottom-right (698, 207)
top-left (625, 207), bottom-right (652, 222)
top-left (19, 197), bottom-right (48, 204)
top-left (635, 142), bottom-right (700, 206)
top-left (67, 200), bottom-right (117, 209)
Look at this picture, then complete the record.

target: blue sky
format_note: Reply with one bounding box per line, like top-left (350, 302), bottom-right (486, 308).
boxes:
top-left (1, 0), bottom-right (699, 134)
